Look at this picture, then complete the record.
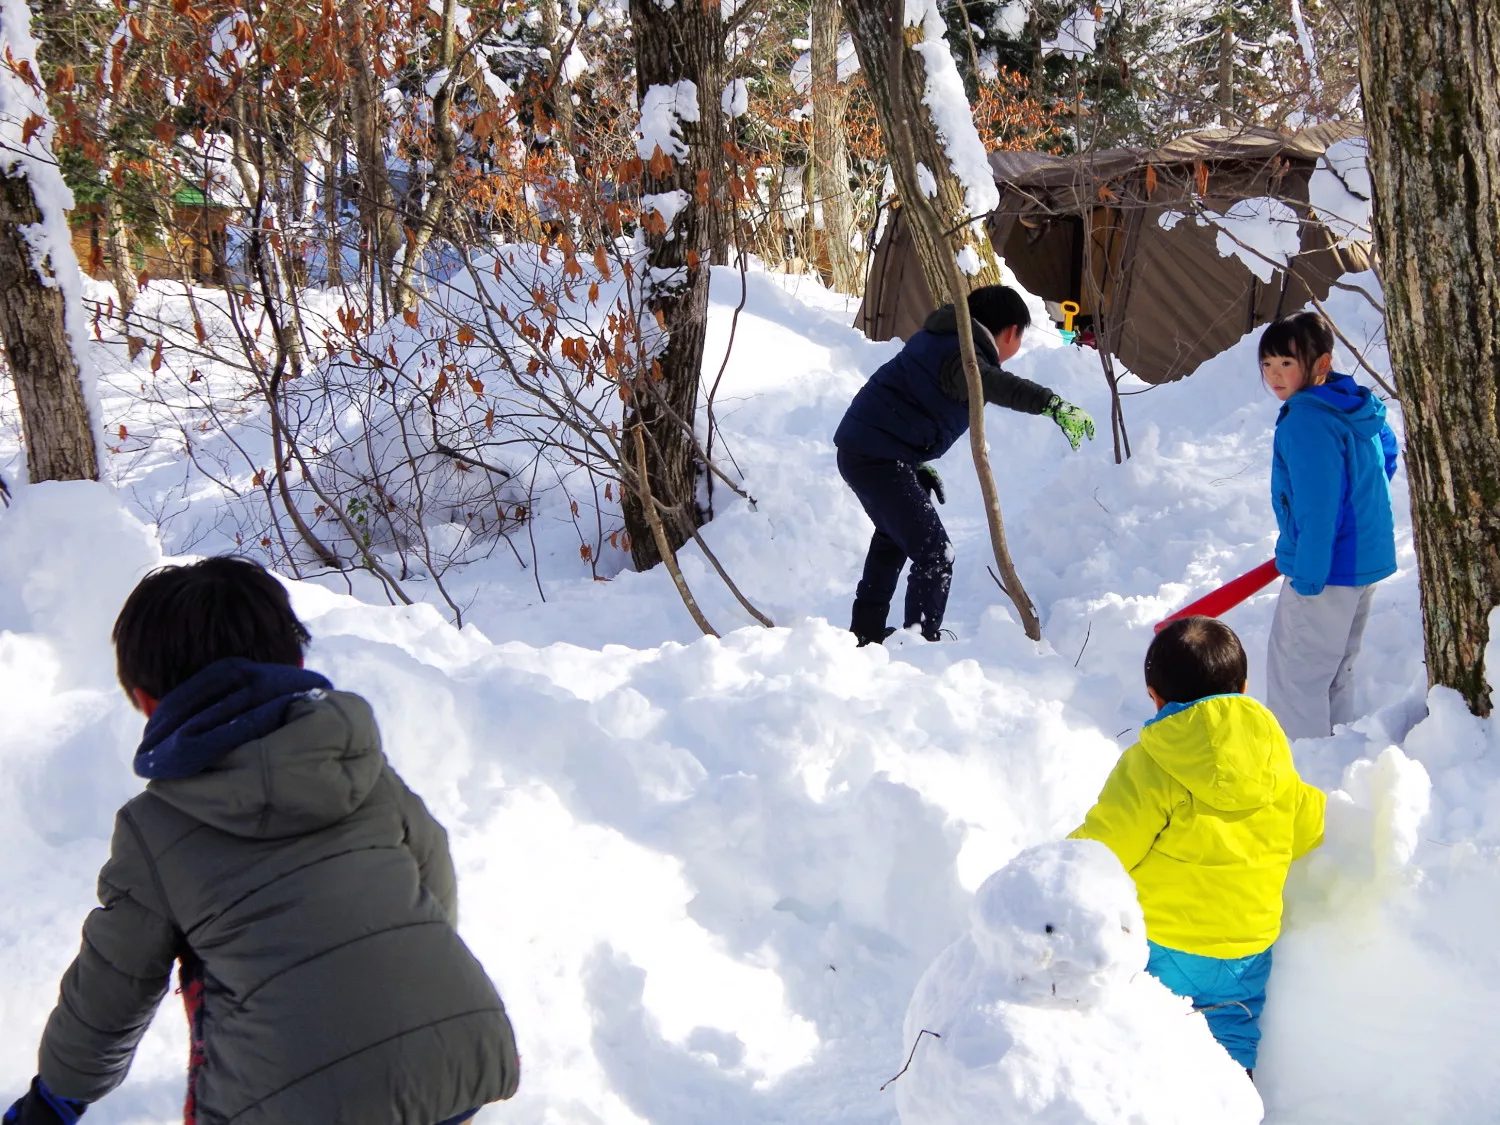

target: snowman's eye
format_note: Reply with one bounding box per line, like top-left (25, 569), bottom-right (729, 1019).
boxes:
top-left (1044, 923), bottom-right (1055, 934)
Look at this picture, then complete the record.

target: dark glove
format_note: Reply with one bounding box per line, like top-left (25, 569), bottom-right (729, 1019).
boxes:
top-left (916, 463), bottom-right (945, 505)
top-left (1042, 395), bottom-right (1096, 451)
top-left (4, 1079), bottom-right (86, 1125)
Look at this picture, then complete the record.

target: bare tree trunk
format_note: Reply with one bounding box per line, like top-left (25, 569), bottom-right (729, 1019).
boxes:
top-left (843, 0), bottom-right (1003, 301)
top-left (703, 28), bottom-right (733, 264)
top-left (282, 113), bottom-right (314, 290)
top-left (540, 0), bottom-right (579, 149)
top-left (344, 0), bottom-right (402, 310)
top-left (1356, 0), bottom-right (1500, 716)
top-left (90, 0), bottom-right (160, 328)
top-left (621, 0), bottom-right (722, 569)
top-left (1218, 6), bottom-right (1237, 125)
top-left (102, 193), bottom-right (138, 323)
top-left (393, 0), bottom-right (459, 309)
top-left (324, 111), bottom-right (344, 288)
top-left (810, 0), bottom-right (862, 293)
top-left (0, 172), bottom-right (100, 482)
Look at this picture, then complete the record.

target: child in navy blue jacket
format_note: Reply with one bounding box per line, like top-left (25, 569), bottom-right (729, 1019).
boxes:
top-left (1261, 311), bottom-right (1398, 739)
top-left (833, 285), bottom-right (1094, 644)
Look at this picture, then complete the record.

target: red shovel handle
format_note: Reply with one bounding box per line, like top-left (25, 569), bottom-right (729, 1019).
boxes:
top-left (1154, 559), bottom-right (1280, 633)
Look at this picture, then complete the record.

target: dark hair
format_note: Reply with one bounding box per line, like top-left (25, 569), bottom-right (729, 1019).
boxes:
top-left (966, 285), bottom-right (1032, 334)
top-left (1143, 616), bottom-right (1247, 705)
top-left (112, 556), bottom-right (310, 699)
top-left (1258, 311), bottom-right (1334, 366)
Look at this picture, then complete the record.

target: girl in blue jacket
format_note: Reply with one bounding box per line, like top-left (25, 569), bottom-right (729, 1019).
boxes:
top-left (1260, 311), bottom-right (1398, 739)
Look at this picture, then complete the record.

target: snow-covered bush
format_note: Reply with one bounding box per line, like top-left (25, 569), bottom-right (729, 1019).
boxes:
top-left (286, 241), bottom-right (647, 584)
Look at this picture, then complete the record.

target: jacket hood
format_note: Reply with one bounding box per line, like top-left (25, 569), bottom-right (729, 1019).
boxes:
top-left (1283, 373), bottom-right (1388, 439)
top-left (138, 660), bottom-right (384, 839)
top-left (1138, 695), bottom-right (1294, 812)
top-left (136, 658), bottom-right (334, 780)
top-left (922, 305), bottom-right (1000, 361)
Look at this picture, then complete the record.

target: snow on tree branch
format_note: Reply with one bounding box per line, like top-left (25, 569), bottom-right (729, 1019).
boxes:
top-left (641, 190), bottom-right (691, 237)
top-left (915, 162), bottom-right (937, 198)
top-left (1042, 0), bottom-right (1122, 60)
top-left (635, 80), bottom-right (699, 161)
top-left (1289, 0), bottom-right (1322, 98)
top-left (1043, 5), bottom-right (1097, 59)
top-left (207, 9), bottom-right (257, 83)
top-left (721, 78), bottom-right (748, 119)
top-left (791, 34), bottom-right (860, 94)
top-left (904, 0), bottom-right (999, 221)
top-left (993, 1), bottom-right (1029, 38)
top-left (1309, 138), bottom-right (1372, 244)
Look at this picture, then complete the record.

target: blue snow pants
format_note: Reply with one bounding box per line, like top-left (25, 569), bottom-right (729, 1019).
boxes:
top-left (1146, 940), bottom-right (1274, 1070)
top-left (836, 447), bottom-right (952, 641)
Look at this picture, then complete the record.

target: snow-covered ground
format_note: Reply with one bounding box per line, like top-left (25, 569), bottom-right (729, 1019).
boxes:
top-left (4, 261), bottom-right (1499, 1123)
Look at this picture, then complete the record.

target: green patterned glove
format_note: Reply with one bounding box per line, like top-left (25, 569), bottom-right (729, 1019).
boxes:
top-left (1043, 395), bottom-right (1096, 451)
top-left (916, 463), bottom-right (945, 505)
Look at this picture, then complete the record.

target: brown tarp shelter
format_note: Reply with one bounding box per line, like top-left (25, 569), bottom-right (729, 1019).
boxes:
top-left (855, 125), bottom-right (1372, 384)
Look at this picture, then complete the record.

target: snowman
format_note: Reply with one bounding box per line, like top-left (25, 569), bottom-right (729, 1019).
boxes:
top-left (894, 839), bottom-right (1262, 1124)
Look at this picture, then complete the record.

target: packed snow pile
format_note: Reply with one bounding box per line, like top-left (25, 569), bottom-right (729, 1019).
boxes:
top-left (1313, 746), bottom-right (1433, 889)
top-left (894, 840), bottom-right (1261, 1125)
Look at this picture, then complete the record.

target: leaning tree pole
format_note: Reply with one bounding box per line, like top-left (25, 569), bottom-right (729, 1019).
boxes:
top-left (841, 0), bottom-right (1040, 638)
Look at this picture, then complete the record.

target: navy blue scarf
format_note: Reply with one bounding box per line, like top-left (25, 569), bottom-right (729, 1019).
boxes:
top-left (135, 658), bottom-right (333, 780)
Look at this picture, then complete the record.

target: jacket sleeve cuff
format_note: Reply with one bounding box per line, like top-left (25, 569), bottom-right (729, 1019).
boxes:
top-left (6, 1079), bottom-right (87, 1125)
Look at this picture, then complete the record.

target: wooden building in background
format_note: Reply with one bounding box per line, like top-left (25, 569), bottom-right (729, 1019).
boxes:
top-left (70, 186), bottom-right (232, 286)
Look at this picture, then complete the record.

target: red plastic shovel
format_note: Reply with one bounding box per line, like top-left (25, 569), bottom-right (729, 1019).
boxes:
top-left (1154, 559), bottom-right (1280, 633)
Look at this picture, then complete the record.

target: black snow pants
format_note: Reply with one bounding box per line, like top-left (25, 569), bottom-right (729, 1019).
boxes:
top-left (837, 447), bottom-right (953, 642)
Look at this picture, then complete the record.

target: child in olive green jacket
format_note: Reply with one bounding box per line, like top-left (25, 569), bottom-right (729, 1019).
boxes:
top-left (6, 557), bottom-right (519, 1125)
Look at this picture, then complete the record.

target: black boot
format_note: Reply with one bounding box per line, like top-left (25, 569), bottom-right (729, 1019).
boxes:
top-left (905, 613), bottom-right (947, 642)
top-left (851, 601), bottom-right (895, 647)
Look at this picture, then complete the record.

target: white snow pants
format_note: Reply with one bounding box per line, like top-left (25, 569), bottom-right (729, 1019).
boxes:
top-left (1265, 581), bottom-right (1375, 740)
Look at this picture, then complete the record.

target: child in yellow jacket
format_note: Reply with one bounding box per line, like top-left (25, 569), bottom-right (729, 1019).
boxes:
top-left (1071, 616), bottom-right (1325, 1075)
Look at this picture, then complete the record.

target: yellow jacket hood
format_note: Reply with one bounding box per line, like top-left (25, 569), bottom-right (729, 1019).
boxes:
top-left (1140, 695), bottom-right (1295, 813)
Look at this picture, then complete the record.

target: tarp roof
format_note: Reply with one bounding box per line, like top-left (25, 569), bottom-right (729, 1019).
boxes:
top-left (857, 125), bottom-right (1371, 384)
top-left (987, 123), bottom-right (1361, 187)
